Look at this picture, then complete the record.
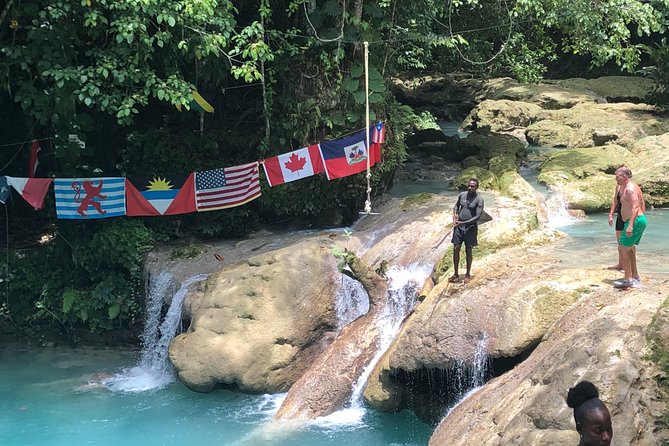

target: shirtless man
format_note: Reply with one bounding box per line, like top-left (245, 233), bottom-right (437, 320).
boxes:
top-left (613, 167), bottom-right (646, 289)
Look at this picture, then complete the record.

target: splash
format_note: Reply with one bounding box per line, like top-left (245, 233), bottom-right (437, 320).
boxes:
top-left (335, 272), bottom-right (369, 331)
top-left (106, 273), bottom-right (208, 392)
top-left (544, 194), bottom-right (580, 229)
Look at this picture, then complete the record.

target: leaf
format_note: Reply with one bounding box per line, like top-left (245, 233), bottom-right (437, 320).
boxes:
top-left (62, 290), bottom-right (77, 313)
top-left (284, 152), bottom-right (307, 173)
top-left (108, 304), bottom-right (121, 319)
top-left (343, 77), bottom-right (359, 93)
top-left (353, 90), bottom-right (366, 104)
top-left (350, 64), bottom-right (363, 78)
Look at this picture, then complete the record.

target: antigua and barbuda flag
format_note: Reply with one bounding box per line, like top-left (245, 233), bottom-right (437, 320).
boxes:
top-left (5, 176), bottom-right (53, 210)
top-left (319, 128), bottom-right (381, 180)
top-left (262, 144), bottom-right (324, 187)
top-left (372, 122), bottom-right (386, 144)
top-left (54, 177), bottom-right (125, 219)
top-left (125, 174), bottom-right (196, 216)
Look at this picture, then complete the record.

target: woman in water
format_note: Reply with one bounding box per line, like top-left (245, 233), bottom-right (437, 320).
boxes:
top-left (566, 381), bottom-right (613, 446)
top-left (607, 176), bottom-right (624, 271)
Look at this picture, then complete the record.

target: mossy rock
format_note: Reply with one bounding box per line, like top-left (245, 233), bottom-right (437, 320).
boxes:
top-left (538, 145), bottom-right (630, 181)
top-left (462, 155), bottom-right (485, 168)
top-left (401, 193), bottom-right (434, 210)
top-left (462, 99), bottom-right (543, 132)
top-left (525, 120), bottom-right (573, 147)
top-left (453, 167), bottom-right (497, 191)
top-left (555, 77), bottom-right (656, 103)
top-left (498, 171), bottom-right (538, 202)
top-left (488, 154), bottom-right (519, 177)
top-left (465, 130), bottom-right (527, 158)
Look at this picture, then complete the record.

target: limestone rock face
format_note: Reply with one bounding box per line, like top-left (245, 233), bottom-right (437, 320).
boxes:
top-left (168, 240), bottom-right (340, 393)
top-left (555, 76), bottom-right (656, 103)
top-left (428, 273), bottom-right (669, 446)
top-left (462, 99), bottom-right (544, 132)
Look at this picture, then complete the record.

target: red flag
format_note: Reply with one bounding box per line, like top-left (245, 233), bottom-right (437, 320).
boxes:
top-left (6, 177), bottom-right (53, 210)
top-left (125, 174), bottom-right (196, 216)
top-left (319, 129), bottom-right (381, 180)
top-left (262, 144), bottom-right (324, 187)
top-left (195, 162), bottom-right (261, 211)
top-left (28, 140), bottom-right (41, 177)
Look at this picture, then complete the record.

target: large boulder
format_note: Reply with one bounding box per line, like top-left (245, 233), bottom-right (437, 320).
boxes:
top-left (462, 99), bottom-right (544, 132)
top-left (479, 77), bottom-right (600, 109)
top-left (429, 273), bottom-right (669, 445)
top-left (168, 240), bottom-right (340, 393)
top-left (554, 76), bottom-right (656, 103)
top-left (528, 102), bottom-right (669, 149)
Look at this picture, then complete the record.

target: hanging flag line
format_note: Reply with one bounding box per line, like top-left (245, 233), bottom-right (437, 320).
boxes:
top-left (0, 123), bottom-right (387, 219)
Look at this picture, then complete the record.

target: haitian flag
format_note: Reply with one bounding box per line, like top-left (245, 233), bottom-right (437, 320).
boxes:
top-left (125, 174), bottom-right (196, 216)
top-left (262, 144), bottom-right (324, 187)
top-left (319, 128), bottom-right (381, 180)
top-left (54, 177), bottom-right (125, 219)
top-left (5, 176), bottom-right (53, 210)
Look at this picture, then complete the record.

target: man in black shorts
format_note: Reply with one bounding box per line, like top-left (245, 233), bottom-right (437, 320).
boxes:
top-left (448, 178), bottom-right (484, 284)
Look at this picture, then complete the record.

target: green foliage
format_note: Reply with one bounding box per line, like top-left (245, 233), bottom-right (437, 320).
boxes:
top-left (170, 245), bottom-right (208, 260)
top-left (641, 39), bottom-right (669, 110)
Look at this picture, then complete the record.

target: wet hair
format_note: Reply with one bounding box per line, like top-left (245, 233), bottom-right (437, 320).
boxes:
top-left (615, 166), bottom-right (633, 178)
top-left (566, 381), bottom-right (608, 426)
top-left (468, 178), bottom-right (479, 187)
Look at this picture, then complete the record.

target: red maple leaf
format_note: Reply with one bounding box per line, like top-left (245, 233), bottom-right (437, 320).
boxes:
top-left (284, 152), bottom-right (307, 173)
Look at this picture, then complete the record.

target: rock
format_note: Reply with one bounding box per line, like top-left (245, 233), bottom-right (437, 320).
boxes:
top-left (452, 167), bottom-right (497, 191)
top-left (168, 240), bottom-right (340, 393)
top-left (480, 77), bottom-right (600, 109)
top-left (555, 76), bottom-right (656, 103)
top-left (525, 120), bottom-right (574, 147)
top-left (462, 99), bottom-right (544, 132)
top-left (428, 274), bottom-right (669, 445)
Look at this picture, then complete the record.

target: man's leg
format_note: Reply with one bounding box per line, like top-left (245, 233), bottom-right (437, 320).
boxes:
top-left (465, 245), bottom-right (473, 278)
top-left (450, 244), bottom-right (462, 281)
top-left (620, 246), bottom-right (633, 281)
top-left (630, 246), bottom-right (639, 279)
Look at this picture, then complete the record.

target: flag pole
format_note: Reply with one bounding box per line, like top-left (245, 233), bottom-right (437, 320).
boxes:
top-left (362, 41), bottom-right (372, 215)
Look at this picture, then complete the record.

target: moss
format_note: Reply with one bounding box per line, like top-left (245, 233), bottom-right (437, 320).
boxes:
top-left (170, 244), bottom-right (207, 260)
top-left (453, 167), bottom-right (498, 191)
top-left (401, 193), bottom-right (434, 210)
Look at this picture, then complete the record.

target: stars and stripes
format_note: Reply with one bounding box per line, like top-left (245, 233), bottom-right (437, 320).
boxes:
top-left (195, 162), bottom-right (261, 211)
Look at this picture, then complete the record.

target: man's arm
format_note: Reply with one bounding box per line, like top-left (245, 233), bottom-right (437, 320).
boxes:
top-left (625, 185), bottom-right (640, 234)
top-left (457, 197), bottom-right (484, 226)
top-left (608, 186), bottom-right (618, 227)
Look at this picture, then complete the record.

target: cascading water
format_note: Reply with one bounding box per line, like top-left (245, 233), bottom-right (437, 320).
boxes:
top-left (444, 332), bottom-right (490, 417)
top-left (335, 272), bottom-right (369, 331)
top-left (106, 272), bottom-right (208, 392)
top-left (349, 265), bottom-right (427, 405)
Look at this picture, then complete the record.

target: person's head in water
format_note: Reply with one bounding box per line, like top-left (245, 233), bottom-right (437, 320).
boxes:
top-left (566, 381), bottom-right (613, 446)
top-left (467, 178), bottom-right (479, 195)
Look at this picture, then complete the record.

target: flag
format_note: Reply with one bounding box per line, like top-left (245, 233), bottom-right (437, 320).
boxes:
top-left (28, 140), bottom-right (41, 177)
top-left (372, 122), bottom-right (386, 144)
top-left (262, 144), bottom-right (324, 187)
top-left (319, 129), bottom-right (381, 180)
top-left (195, 162), bottom-right (261, 211)
top-left (54, 177), bottom-right (125, 219)
top-left (176, 90), bottom-right (214, 113)
top-left (0, 177), bottom-right (9, 204)
top-left (125, 174), bottom-right (196, 216)
top-left (5, 176), bottom-right (53, 210)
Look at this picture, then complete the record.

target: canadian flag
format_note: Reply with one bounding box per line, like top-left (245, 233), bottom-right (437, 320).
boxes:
top-left (262, 144), bottom-right (324, 187)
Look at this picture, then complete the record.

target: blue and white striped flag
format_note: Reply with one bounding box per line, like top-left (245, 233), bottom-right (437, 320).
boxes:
top-left (54, 177), bottom-right (126, 219)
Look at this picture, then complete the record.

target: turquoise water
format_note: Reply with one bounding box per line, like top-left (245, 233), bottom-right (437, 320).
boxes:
top-left (0, 348), bottom-right (432, 446)
top-left (551, 208), bottom-right (669, 275)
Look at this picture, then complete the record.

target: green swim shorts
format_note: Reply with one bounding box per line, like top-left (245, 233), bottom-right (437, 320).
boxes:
top-left (619, 214), bottom-right (647, 247)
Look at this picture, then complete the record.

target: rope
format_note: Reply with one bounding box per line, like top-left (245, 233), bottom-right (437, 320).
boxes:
top-left (303, 0), bottom-right (345, 43)
top-left (363, 41), bottom-right (372, 214)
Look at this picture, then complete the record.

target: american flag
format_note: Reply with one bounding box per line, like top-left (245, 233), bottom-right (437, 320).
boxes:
top-left (195, 162), bottom-right (261, 211)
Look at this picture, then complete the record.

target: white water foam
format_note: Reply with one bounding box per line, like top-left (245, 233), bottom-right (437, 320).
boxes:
top-left (335, 272), bottom-right (369, 331)
top-left (348, 264), bottom-right (428, 406)
top-left (107, 273), bottom-right (208, 393)
top-left (544, 194), bottom-right (580, 229)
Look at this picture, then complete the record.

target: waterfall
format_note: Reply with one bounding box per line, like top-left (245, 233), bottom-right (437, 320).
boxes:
top-left (444, 332), bottom-right (490, 417)
top-left (106, 272), bottom-right (208, 392)
top-left (348, 265), bottom-right (426, 405)
top-left (335, 272), bottom-right (369, 331)
top-left (544, 194), bottom-right (579, 229)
